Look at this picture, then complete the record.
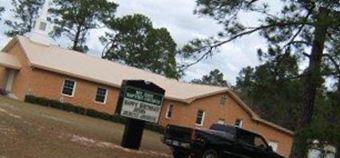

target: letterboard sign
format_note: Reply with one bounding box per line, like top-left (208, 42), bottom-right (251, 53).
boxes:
top-left (117, 80), bottom-right (165, 123)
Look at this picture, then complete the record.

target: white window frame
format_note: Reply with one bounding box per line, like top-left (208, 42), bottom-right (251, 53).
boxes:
top-left (94, 87), bottom-right (108, 104)
top-left (268, 141), bottom-right (279, 152)
top-left (61, 79), bottom-right (76, 97)
top-left (165, 104), bottom-right (174, 119)
top-left (235, 119), bottom-right (243, 128)
top-left (217, 118), bottom-right (225, 124)
top-left (195, 110), bottom-right (206, 126)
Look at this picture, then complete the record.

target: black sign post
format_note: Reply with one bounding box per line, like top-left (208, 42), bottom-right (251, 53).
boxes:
top-left (116, 80), bottom-right (165, 150)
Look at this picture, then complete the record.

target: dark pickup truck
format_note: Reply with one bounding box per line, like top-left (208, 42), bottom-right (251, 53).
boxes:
top-left (162, 124), bottom-right (284, 158)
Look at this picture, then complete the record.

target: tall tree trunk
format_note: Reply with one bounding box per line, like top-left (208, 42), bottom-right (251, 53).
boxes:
top-left (291, 7), bottom-right (330, 158)
top-left (298, 7), bottom-right (330, 129)
top-left (72, 25), bottom-right (82, 52)
top-left (336, 149), bottom-right (340, 158)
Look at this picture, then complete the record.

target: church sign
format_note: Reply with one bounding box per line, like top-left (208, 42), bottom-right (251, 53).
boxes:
top-left (116, 80), bottom-right (165, 124)
top-left (116, 80), bottom-right (165, 150)
top-left (120, 86), bottom-right (164, 123)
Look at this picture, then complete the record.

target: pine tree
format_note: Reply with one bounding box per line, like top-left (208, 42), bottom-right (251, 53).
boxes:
top-left (101, 14), bottom-right (180, 79)
top-left (50, 0), bottom-right (117, 53)
top-left (192, 69), bottom-right (229, 87)
top-left (4, 0), bottom-right (44, 37)
top-left (0, 7), bottom-right (4, 21)
top-left (235, 55), bottom-right (303, 131)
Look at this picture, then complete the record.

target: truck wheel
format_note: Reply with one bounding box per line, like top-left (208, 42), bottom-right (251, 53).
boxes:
top-left (202, 149), bottom-right (219, 158)
top-left (173, 150), bottom-right (189, 158)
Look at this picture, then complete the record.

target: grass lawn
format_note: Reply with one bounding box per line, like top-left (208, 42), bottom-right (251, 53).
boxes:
top-left (0, 96), bottom-right (171, 158)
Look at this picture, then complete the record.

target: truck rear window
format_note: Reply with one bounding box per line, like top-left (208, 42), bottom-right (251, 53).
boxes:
top-left (210, 124), bottom-right (236, 135)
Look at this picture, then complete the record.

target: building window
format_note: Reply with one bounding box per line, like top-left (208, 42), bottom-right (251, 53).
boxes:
top-left (166, 104), bottom-right (174, 119)
top-left (95, 87), bottom-right (108, 104)
top-left (39, 22), bottom-right (47, 31)
top-left (254, 136), bottom-right (268, 149)
top-left (217, 118), bottom-right (225, 124)
top-left (235, 119), bottom-right (243, 128)
top-left (62, 80), bottom-right (76, 97)
top-left (195, 110), bottom-right (206, 126)
top-left (268, 141), bottom-right (279, 152)
top-left (220, 94), bottom-right (227, 105)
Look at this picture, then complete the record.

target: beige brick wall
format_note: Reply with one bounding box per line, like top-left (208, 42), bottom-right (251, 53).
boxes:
top-left (28, 68), bottom-right (120, 114)
top-left (252, 121), bottom-right (293, 157)
top-left (0, 67), bottom-right (6, 88)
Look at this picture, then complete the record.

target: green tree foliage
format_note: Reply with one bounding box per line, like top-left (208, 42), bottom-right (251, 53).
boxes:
top-left (4, 0), bottom-right (44, 37)
top-left (181, 1), bottom-right (339, 156)
top-left (324, 30), bottom-right (340, 94)
top-left (192, 69), bottom-right (229, 87)
top-left (295, 85), bottom-right (340, 158)
top-left (0, 7), bottom-right (4, 21)
top-left (322, 81), bottom-right (340, 157)
top-left (101, 14), bottom-right (180, 79)
top-left (235, 55), bottom-right (303, 131)
top-left (325, 84), bottom-right (340, 148)
top-left (50, 0), bottom-right (117, 53)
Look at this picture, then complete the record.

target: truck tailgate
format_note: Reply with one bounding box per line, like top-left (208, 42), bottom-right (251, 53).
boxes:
top-left (163, 125), bottom-right (193, 148)
top-left (164, 125), bottom-right (193, 141)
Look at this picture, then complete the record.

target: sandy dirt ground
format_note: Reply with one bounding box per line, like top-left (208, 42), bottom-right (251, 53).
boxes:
top-left (0, 96), bottom-right (172, 158)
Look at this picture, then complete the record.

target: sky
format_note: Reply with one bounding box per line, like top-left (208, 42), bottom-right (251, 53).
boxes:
top-left (0, 0), bottom-right (267, 85)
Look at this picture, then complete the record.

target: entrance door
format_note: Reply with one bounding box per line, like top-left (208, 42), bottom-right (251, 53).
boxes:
top-left (5, 69), bottom-right (16, 92)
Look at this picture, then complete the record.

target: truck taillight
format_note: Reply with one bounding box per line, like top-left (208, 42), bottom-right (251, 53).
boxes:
top-left (191, 131), bottom-right (205, 145)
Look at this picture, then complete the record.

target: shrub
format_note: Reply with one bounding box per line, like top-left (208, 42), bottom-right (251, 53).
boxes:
top-left (0, 88), bottom-right (8, 96)
top-left (24, 95), bottom-right (163, 133)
